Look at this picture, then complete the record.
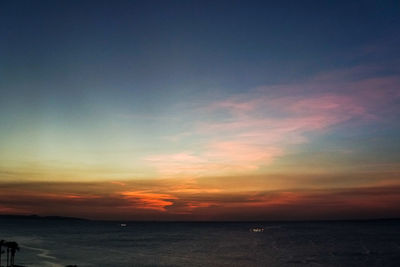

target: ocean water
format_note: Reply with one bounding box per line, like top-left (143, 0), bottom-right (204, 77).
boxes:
top-left (0, 218), bottom-right (399, 267)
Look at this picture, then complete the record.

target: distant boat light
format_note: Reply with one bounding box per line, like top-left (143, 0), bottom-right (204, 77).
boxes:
top-left (250, 227), bottom-right (264, 232)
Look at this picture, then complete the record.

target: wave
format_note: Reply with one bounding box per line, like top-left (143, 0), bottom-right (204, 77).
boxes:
top-left (22, 245), bottom-right (63, 267)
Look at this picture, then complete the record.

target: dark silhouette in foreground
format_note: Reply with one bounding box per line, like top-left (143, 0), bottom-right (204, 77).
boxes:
top-left (7, 242), bottom-right (20, 267)
top-left (0, 240), bottom-right (20, 267)
top-left (0, 238), bottom-right (77, 267)
top-left (0, 240), bottom-right (5, 267)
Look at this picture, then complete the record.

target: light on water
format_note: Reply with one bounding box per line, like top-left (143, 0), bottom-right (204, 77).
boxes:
top-left (1, 218), bottom-right (400, 267)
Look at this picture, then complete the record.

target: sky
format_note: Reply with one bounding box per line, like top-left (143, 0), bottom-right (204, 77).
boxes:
top-left (1, 0), bottom-right (400, 220)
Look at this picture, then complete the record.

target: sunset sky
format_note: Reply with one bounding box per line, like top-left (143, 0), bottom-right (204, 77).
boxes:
top-left (1, 0), bottom-right (400, 220)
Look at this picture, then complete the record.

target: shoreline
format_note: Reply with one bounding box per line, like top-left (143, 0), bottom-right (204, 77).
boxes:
top-left (21, 245), bottom-right (64, 267)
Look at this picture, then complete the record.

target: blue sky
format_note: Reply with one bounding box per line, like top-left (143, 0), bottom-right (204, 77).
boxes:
top-left (0, 0), bottom-right (399, 219)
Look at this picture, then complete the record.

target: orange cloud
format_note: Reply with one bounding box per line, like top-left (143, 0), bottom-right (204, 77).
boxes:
top-left (1, 172), bottom-right (400, 220)
top-left (120, 191), bottom-right (177, 211)
top-left (110, 181), bottom-right (127, 186)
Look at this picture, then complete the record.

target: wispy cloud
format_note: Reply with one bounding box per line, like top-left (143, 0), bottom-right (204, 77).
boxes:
top-left (146, 67), bottom-right (399, 177)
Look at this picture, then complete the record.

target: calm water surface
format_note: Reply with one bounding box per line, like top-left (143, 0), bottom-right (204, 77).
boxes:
top-left (1, 218), bottom-right (399, 266)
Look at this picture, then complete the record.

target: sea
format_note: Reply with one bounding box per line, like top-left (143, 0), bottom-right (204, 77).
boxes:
top-left (0, 217), bottom-right (399, 267)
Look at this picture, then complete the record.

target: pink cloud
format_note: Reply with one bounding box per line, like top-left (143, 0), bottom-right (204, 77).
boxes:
top-left (204, 141), bottom-right (283, 168)
top-left (146, 68), bottom-right (399, 177)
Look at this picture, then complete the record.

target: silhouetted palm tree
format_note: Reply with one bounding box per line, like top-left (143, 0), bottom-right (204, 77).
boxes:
top-left (5, 242), bottom-right (19, 267)
top-left (0, 240), bottom-right (5, 267)
top-left (4, 242), bottom-right (9, 267)
top-left (10, 242), bottom-right (19, 267)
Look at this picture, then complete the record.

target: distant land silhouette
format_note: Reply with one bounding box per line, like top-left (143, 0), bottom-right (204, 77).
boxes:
top-left (0, 215), bottom-right (89, 221)
top-left (1, 214), bottom-right (399, 223)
